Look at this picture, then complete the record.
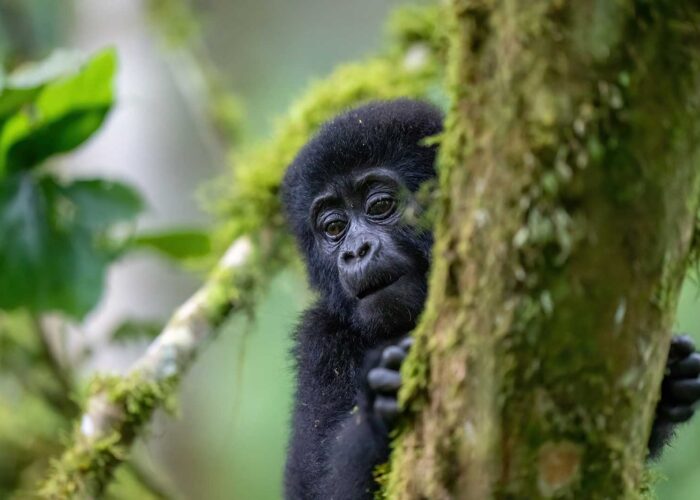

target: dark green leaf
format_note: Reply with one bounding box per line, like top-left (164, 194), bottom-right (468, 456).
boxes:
top-left (40, 223), bottom-right (110, 317)
top-left (131, 229), bottom-right (212, 260)
top-left (60, 179), bottom-right (143, 230)
top-left (0, 87), bottom-right (40, 122)
top-left (0, 174), bottom-right (51, 309)
top-left (0, 48), bottom-right (117, 176)
top-left (0, 173), bottom-right (142, 318)
top-left (0, 50), bottom-right (85, 120)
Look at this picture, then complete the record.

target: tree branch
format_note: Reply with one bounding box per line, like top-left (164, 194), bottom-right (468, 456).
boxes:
top-left (29, 318), bottom-right (172, 498)
top-left (40, 236), bottom-right (260, 498)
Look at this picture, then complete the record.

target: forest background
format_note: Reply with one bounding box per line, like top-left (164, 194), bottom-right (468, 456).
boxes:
top-left (1, 1), bottom-right (700, 498)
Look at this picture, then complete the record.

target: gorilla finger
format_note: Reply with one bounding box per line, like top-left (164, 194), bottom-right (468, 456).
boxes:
top-left (368, 368), bottom-right (401, 393)
top-left (670, 379), bottom-right (700, 404)
top-left (398, 336), bottom-right (414, 352)
top-left (375, 396), bottom-right (399, 421)
top-left (669, 353), bottom-right (700, 378)
top-left (658, 405), bottom-right (694, 423)
top-left (669, 335), bottom-right (696, 363)
top-left (381, 346), bottom-right (406, 369)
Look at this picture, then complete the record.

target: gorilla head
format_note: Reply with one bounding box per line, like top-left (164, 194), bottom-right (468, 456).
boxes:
top-left (282, 99), bottom-right (443, 337)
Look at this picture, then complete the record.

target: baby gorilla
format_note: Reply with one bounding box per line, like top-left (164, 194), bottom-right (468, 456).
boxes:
top-left (281, 99), bottom-right (700, 500)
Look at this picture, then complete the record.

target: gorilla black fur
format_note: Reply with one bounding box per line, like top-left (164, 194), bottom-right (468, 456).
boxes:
top-left (281, 99), bottom-right (700, 500)
top-left (282, 99), bottom-right (441, 499)
top-left (283, 99), bottom-right (441, 333)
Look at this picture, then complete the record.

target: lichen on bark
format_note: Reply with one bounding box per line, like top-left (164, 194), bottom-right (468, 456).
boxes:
top-left (384, 1), bottom-right (700, 499)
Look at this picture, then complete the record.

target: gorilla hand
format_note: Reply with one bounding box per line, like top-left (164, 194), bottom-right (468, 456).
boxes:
top-left (367, 337), bottom-right (413, 425)
top-left (649, 334), bottom-right (700, 458)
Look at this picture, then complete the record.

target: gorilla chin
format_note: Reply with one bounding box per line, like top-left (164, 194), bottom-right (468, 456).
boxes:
top-left (353, 274), bottom-right (427, 336)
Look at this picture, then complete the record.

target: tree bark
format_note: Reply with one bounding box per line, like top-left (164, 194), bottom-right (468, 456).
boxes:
top-left (386, 1), bottom-right (700, 498)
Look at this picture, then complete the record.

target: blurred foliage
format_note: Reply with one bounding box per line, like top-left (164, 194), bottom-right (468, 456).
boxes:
top-left (0, 48), bottom-right (204, 498)
top-left (0, 49), bottom-right (143, 318)
top-left (0, 0), bottom-right (72, 66)
top-left (0, 49), bottom-right (213, 319)
top-left (0, 51), bottom-right (115, 174)
top-left (0, 2), bottom-right (699, 499)
top-left (145, 0), bottom-right (247, 151)
top-left (145, 0), bottom-right (200, 48)
top-left (132, 229), bottom-right (212, 262)
top-left (0, 311), bottom-right (68, 497)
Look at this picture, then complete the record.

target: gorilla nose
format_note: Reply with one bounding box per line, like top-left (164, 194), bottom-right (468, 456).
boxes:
top-left (341, 240), bottom-right (377, 265)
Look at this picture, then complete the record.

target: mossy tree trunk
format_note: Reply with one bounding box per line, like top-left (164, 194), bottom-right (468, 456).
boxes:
top-left (386, 1), bottom-right (700, 498)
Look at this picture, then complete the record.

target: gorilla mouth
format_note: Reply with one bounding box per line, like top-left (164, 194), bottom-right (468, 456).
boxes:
top-left (356, 274), bottom-right (403, 300)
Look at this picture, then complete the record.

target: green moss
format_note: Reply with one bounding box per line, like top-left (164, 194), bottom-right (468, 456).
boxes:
top-left (95, 374), bottom-right (179, 420)
top-left (39, 431), bottom-right (122, 499)
top-left (387, 4), bottom-right (448, 56)
top-left (38, 374), bottom-right (177, 499)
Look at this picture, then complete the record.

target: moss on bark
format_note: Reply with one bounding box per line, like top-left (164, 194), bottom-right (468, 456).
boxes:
top-left (384, 1), bottom-right (700, 499)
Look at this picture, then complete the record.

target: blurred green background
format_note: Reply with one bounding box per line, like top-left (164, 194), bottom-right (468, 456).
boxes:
top-left (0, 1), bottom-right (699, 499)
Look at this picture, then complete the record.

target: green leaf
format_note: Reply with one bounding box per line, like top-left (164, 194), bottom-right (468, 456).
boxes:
top-left (0, 48), bottom-right (117, 176)
top-left (0, 87), bottom-right (40, 124)
top-left (60, 179), bottom-right (143, 230)
top-left (41, 224), bottom-right (110, 317)
top-left (111, 319), bottom-right (163, 342)
top-left (0, 50), bottom-right (85, 120)
top-left (131, 229), bottom-right (212, 261)
top-left (0, 175), bottom-right (51, 309)
top-left (0, 173), bottom-right (142, 318)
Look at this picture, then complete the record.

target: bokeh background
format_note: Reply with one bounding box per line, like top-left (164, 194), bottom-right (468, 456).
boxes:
top-left (1, 1), bottom-right (699, 498)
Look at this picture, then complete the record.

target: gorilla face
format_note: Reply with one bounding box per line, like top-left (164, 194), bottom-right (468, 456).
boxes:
top-left (281, 99), bottom-right (443, 338)
top-left (310, 167), bottom-right (431, 335)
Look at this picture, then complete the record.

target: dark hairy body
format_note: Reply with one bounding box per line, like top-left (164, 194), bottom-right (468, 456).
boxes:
top-left (281, 99), bottom-right (700, 500)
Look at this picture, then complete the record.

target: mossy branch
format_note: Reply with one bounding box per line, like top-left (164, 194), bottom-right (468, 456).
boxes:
top-left (39, 235), bottom-right (261, 498)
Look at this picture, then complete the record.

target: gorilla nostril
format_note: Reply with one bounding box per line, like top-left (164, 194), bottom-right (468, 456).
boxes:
top-left (358, 242), bottom-right (371, 259)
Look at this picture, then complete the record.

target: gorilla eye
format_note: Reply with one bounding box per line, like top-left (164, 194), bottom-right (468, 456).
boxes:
top-left (324, 219), bottom-right (347, 238)
top-left (367, 197), bottom-right (395, 218)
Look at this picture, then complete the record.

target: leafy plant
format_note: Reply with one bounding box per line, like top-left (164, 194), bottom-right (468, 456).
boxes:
top-left (0, 48), bottom-right (215, 498)
top-left (0, 49), bottom-right (143, 318)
